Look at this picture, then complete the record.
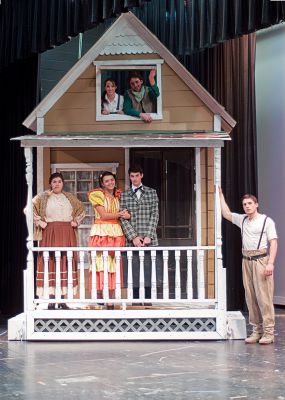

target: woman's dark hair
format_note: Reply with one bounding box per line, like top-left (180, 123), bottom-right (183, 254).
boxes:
top-left (101, 78), bottom-right (117, 105)
top-left (49, 172), bottom-right (64, 184)
top-left (99, 171), bottom-right (117, 195)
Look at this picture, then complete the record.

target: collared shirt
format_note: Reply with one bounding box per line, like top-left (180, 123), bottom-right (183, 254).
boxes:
top-left (102, 93), bottom-right (124, 113)
top-left (132, 184), bottom-right (143, 199)
top-left (232, 213), bottom-right (277, 250)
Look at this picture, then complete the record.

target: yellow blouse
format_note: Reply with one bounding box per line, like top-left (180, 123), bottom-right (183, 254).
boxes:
top-left (88, 189), bottom-right (123, 237)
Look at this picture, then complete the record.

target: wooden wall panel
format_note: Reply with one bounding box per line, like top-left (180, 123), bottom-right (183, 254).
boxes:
top-left (43, 147), bottom-right (125, 189)
top-left (200, 148), bottom-right (216, 298)
top-left (44, 55), bottom-right (214, 133)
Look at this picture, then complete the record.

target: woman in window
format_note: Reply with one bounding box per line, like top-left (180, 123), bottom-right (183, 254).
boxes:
top-left (33, 172), bottom-right (85, 309)
top-left (88, 171), bottom-right (129, 306)
top-left (101, 78), bottom-right (124, 115)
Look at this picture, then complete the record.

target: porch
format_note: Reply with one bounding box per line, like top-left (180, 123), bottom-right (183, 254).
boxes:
top-left (9, 133), bottom-right (246, 341)
top-left (9, 242), bottom-right (245, 341)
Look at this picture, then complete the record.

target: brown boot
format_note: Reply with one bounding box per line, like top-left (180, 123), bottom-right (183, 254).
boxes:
top-left (259, 334), bottom-right (274, 345)
top-left (245, 332), bottom-right (263, 344)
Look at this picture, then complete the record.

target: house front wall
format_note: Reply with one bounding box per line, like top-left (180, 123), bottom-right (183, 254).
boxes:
top-left (44, 53), bottom-right (214, 133)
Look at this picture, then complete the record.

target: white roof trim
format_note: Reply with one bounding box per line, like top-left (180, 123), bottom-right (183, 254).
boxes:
top-left (23, 12), bottom-right (236, 132)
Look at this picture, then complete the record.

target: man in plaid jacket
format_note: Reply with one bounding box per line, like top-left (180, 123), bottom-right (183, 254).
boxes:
top-left (120, 165), bottom-right (159, 297)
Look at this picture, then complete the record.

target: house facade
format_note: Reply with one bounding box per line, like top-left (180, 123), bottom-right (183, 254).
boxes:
top-left (9, 12), bottom-right (246, 341)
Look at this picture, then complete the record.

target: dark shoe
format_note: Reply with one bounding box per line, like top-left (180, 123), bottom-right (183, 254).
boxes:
top-left (48, 303), bottom-right (55, 310)
top-left (58, 303), bottom-right (70, 310)
top-left (106, 304), bottom-right (114, 310)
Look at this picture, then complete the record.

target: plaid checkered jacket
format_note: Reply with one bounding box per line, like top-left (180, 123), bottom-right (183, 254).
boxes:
top-left (120, 185), bottom-right (159, 246)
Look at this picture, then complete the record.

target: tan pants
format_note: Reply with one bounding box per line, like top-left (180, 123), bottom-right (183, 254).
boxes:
top-left (242, 249), bottom-right (275, 335)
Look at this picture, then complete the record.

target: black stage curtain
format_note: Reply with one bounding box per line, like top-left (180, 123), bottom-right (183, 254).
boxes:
top-left (1, 0), bottom-right (285, 69)
top-left (182, 34), bottom-right (257, 310)
top-left (0, 0), bottom-right (151, 69)
top-left (0, 1), bottom-right (277, 315)
top-left (0, 56), bottom-right (38, 317)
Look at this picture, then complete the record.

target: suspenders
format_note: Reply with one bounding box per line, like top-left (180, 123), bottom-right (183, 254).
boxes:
top-left (241, 215), bottom-right (268, 250)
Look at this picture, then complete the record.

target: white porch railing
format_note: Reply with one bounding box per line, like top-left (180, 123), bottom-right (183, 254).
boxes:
top-left (29, 246), bottom-right (217, 309)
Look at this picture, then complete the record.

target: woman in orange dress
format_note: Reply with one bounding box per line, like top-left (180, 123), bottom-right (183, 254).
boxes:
top-left (88, 171), bottom-right (130, 300)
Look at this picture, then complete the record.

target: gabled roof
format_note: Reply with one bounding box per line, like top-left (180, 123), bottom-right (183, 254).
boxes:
top-left (23, 12), bottom-right (236, 133)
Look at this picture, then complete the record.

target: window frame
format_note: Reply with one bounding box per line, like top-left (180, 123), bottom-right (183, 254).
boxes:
top-left (93, 59), bottom-right (163, 121)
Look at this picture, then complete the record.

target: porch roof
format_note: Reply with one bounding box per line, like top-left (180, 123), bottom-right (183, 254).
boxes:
top-left (12, 131), bottom-right (231, 148)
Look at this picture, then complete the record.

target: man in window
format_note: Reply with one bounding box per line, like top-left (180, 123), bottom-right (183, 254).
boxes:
top-left (123, 69), bottom-right (160, 123)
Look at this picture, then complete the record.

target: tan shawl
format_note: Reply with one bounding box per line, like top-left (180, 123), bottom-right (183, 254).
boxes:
top-left (33, 191), bottom-right (85, 241)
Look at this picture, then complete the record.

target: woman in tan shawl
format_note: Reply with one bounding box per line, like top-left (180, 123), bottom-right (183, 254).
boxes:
top-left (33, 172), bottom-right (85, 309)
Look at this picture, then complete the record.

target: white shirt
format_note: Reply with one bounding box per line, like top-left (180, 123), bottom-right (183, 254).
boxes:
top-left (232, 213), bottom-right (277, 250)
top-left (102, 93), bottom-right (124, 114)
top-left (132, 184), bottom-right (143, 200)
top-left (45, 193), bottom-right (73, 222)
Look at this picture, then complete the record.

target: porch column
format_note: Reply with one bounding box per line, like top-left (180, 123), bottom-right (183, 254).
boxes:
top-left (214, 146), bottom-right (227, 338)
top-left (24, 147), bottom-right (35, 313)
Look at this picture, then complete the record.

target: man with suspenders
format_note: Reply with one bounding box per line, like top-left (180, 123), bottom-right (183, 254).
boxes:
top-left (219, 188), bottom-right (278, 344)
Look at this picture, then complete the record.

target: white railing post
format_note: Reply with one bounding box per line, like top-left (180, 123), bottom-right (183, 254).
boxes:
top-left (24, 147), bottom-right (34, 313)
top-left (91, 250), bottom-right (97, 300)
top-left (162, 250), bottom-right (169, 299)
top-left (55, 250), bottom-right (61, 301)
top-left (186, 250), bottom-right (193, 300)
top-left (151, 250), bottom-right (157, 299)
top-left (115, 250), bottom-right (121, 299)
top-left (175, 250), bottom-right (181, 300)
top-left (103, 250), bottom-right (109, 300)
top-left (79, 251), bottom-right (85, 300)
top-left (67, 250), bottom-right (73, 300)
top-left (139, 250), bottom-right (145, 300)
top-left (43, 251), bottom-right (49, 299)
top-left (127, 250), bottom-right (133, 300)
top-left (197, 250), bottom-right (205, 299)
top-left (214, 147), bottom-right (227, 338)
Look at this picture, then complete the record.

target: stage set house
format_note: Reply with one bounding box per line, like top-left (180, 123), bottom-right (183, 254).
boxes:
top-left (10, 12), bottom-right (246, 341)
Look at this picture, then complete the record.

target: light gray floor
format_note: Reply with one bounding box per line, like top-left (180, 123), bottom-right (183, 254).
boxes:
top-left (0, 309), bottom-right (285, 399)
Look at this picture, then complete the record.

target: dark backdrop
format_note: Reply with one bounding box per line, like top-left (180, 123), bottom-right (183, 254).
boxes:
top-left (0, 0), bottom-right (284, 316)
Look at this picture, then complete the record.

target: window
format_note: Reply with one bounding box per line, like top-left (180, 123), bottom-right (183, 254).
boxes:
top-left (94, 59), bottom-right (163, 121)
top-left (51, 163), bottom-right (118, 248)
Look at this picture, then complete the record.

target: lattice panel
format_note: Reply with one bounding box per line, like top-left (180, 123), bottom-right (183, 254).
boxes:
top-left (34, 318), bottom-right (216, 333)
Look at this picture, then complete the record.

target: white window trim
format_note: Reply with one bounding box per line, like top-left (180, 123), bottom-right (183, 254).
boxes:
top-left (51, 163), bottom-right (119, 174)
top-left (93, 59), bottom-right (163, 122)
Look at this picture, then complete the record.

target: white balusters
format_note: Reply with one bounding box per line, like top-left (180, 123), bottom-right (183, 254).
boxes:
top-left (32, 246), bottom-right (214, 307)
top-left (67, 250), bottom-right (73, 300)
top-left (139, 250), bottom-right (145, 300)
top-left (79, 251), bottom-right (85, 299)
top-left (151, 250), bottom-right (157, 299)
top-left (163, 250), bottom-right (169, 299)
top-left (43, 251), bottom-right (49, 299)
top-left (115, 251), bottom-right (121, 299)
top-left (197, 249), bottom-right (205, 299)
top-left (55, 251), bottom-right (61, 300)
top-left (91, 250), bottom-right (97, 300)
top-left (127, 250), bottom-right (133, 300)
top-left (103, 251), bottom-right (109, 300)
top-left (175, 250), bottom-right (181, 300)
top-left (186, 250), bottom-right (193, 299)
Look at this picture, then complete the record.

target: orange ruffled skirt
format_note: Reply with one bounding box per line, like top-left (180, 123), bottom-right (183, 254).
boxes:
top-left (88, 232), bottom-right (125, 291)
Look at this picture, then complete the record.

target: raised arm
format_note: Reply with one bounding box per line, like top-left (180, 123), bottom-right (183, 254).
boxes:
top-left (218, 186), bottom-right (232, 222)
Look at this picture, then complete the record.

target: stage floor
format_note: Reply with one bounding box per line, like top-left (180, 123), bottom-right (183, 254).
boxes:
top-left (0, 308), bottom-right (284, 399)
